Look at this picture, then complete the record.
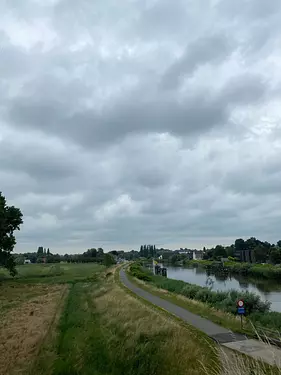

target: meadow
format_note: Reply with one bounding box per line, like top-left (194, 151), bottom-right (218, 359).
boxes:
top-left (0, 262), bottom-right (217, 375)
top-left (0, 262), bottom-right (103, 284)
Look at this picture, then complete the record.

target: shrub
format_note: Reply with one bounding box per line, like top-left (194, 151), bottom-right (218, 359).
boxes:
top-left (147, 273), bottom-right (271, 316)
top-left (129, 263), bottom-right (277, 330)
top-left (129, 263), bottom-right (153, 282)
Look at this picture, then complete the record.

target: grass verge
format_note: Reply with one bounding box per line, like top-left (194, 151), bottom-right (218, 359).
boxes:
top-left (50, 269), bottom-right (217, 375)
top-left (129, 263), bottom-right (281, 335)
top-left (124, 266), bottom-right (281, 374)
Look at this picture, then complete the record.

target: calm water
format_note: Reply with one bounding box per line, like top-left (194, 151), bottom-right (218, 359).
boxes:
top-left (165, 266), bottom-right (281, 313)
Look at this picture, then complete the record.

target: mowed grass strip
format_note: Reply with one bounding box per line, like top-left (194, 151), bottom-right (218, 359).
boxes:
top-left (52, 274), bottom-right (217, 375)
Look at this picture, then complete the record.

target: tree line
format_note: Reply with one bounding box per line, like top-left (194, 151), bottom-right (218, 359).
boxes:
top-left (203, 237), bottom-right (281, 264)
top-left (139, 245), bottom-right (156, 258)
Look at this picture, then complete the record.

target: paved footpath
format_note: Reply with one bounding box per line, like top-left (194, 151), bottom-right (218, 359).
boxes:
top-left (120, 268), bottom-right (281, 367)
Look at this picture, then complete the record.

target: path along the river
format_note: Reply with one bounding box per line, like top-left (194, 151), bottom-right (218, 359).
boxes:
top-left (120, 268), bottom-right (281, 367)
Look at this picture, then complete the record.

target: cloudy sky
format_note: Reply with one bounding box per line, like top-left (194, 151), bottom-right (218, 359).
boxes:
top-left (1, 0), bottom-right (281, 254)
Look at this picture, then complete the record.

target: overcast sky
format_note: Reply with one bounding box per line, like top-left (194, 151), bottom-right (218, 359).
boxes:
top-left (1, 0), bottom-right (281, 254)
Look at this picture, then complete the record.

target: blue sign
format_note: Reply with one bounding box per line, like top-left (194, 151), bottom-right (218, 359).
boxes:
top-left (237, 307), bottom-right (245, 315)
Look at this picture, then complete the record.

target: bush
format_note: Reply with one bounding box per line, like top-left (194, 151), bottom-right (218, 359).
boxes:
top-left (129, 263), bottom-right (152, 282)
top-left (149, 273), bottom-right (271, 316)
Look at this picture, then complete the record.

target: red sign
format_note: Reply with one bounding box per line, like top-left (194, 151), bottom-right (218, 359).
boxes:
top-left (237, 299), bottom-right (244, 307)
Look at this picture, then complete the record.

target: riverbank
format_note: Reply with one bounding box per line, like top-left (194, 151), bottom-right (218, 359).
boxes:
top-left (186, 259), bottom-right (281, 280)
top-left (123, 267), bottom-right (281, 371)
top-left (130, 263), bottom-right (281, 333)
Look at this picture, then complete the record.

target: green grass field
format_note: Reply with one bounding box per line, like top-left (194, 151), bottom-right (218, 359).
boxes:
top-left (0, 262), bottom-right (104, 284)
top-left (0, 263), bottom-right (218, 375)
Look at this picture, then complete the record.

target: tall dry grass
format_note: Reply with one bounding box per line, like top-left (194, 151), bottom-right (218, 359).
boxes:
top-left (51, 273), bottom-right (218, 375)
top-left (202, 344), bottom-right (281, 375)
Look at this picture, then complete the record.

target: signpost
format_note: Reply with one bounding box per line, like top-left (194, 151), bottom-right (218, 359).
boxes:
top-left (237, 299), bottom-right (245, 329)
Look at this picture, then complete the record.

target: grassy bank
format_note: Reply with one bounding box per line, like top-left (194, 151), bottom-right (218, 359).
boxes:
top-left (129, 263), bottom-right (281, 333)
top-left (186, 259), bottom-right (281, 280)
top-left (126, 265), bottom-right (281, 374)
top-left (0, 262), bottom-right (219, 375)
top-left (51, 271), bottom-right (217, 375)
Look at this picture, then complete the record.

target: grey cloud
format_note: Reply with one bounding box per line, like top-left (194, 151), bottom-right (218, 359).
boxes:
top-left (217, 0), bottom-right (281, 20)
top-left (135, 0), bottom-right (188, 39)
top-left (7, 71), bottom-right (269, 148)
top-left (6, 89), bottom-right (228, 146)
top-left (219, 74), bottom-right (268, 106)
top-left (1, 0), bottom-right (281, 252)
top-left (0, 139), bottom-right (77, 180)
top-left (0, 43), bottom-right (30, 78)
top-left (161, 34), bottom-right (234, 90)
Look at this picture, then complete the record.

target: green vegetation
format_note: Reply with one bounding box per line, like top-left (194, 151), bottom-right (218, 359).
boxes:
top-left (0, 262), bottom-right (218, 375)
top-left (103, 253), bottom-right (116, 267)
top-left (129, 264), bottom-right (281, 332)
top-left (130, 262), bottom-right (153, 281)
top-left (0, 262), bottom-right (104, 284)
top-left (139, 244), bottom-right (157, 258)
top-left (187, 259), bottom-right (281, 280)
top-left (13, 247), bottom-right (117, 267)
top-left (0, 191), bottom-right (23, 276)
top-left (50, 274), bottom-right (215, 375)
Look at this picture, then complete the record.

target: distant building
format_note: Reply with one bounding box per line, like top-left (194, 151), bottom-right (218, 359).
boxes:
top-left (193, 250), bottom-right (203, 260)
top-left (234, 249), bottom-right (255, 263)
top-left (183, 250), bottom-right (203, 260)
top-left (24, 259), bottom-right (31, 264)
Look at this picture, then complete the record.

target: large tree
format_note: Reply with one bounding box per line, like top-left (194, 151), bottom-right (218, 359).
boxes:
top-left (0, 192), bottom-right (23, 276)
top-left (213, 245), bottom-right (227, 258)
top-left (269, 247), bottom-right (281, 265)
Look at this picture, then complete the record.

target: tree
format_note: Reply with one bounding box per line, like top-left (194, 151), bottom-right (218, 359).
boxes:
top-left (170, 254), bottom-right (181, 264)
top-left (254, 244), bottom-right (268, 263)
top-left (37, 246), bottom-right (43, 255)
top-left (47, 248), bottom-right (50, 255)
top-left (277, 240), bottom-right (281, 248)
top-left (269, 247), bottom-right (281, 265)
top-left (213, 245), bottom-right (227, 258)
top-left (104, 253), bottom-right (116, 267)
top-left (245, 237), bottom-right (259, 251)
top-left (14, 254), bottom-right (24, 265)
top-left (84, 248), bottom-right (97, 258)
top-left (0, 192), bottom-right (23, 276)
top-left (225, 245), bottom-right (234, 257)
top-left (143, 245), bottom-right (148, 258)
top-left (97, 248), bottom-right (104, 256)
top-left (235, 238), bottom-right (246, 252)
top-left (109, 250), bottom-right (118, 256)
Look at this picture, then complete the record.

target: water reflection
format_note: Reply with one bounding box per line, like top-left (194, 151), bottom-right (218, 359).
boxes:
top-left (166, 266), bottom-right (281, 312)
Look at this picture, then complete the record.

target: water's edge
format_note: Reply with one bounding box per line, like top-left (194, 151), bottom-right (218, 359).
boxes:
top-left (148, 264), bottom-right (281, 312)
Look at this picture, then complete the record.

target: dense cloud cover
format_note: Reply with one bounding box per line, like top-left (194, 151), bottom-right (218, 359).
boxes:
top-left (1, 0), bottom-right (281, 253)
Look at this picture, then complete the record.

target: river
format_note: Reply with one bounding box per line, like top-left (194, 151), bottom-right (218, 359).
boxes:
top-left (165, 265), bottom-right (281, 313)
